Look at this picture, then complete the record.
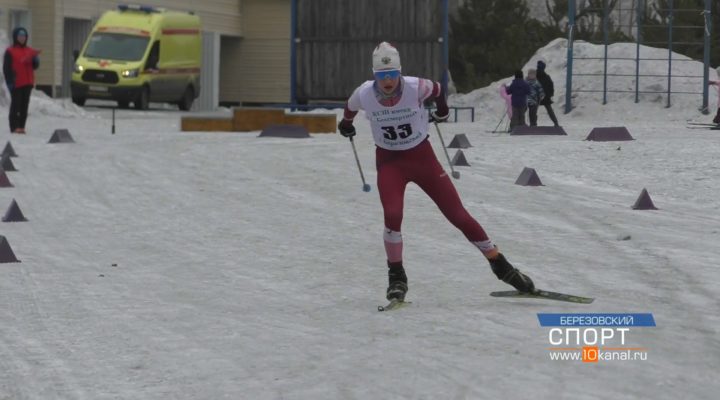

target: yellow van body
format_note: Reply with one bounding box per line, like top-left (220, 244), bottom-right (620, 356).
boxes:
top-left (70, 5), bottom-right (201, 110)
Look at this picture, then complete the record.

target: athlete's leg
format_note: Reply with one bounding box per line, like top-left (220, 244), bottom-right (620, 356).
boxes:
top-left (376, 151), bottom-right (410, 263)
top-left (377, 150), bottom-right (411, 300)
top-left (410, 144), bottom-right (498, 258)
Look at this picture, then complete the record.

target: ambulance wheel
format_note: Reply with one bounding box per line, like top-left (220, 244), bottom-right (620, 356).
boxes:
top-left (134, 87), bottom-right (149, 110)
top-left (72, 97), bottom-right (86, 106)
top-left (117, 100), bottom-right (130, 109)
top-left (178, 86), bottom-right (194, 111)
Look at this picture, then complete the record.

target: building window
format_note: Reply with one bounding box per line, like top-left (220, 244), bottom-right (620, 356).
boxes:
top-left (8, 9), bottom-right (31, 44)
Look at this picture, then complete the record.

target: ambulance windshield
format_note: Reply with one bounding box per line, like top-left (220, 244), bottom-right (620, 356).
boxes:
top-left (83, 32), bottom-right (150, 61)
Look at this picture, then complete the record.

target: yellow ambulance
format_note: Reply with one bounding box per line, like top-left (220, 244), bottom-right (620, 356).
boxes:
top-left (71, 5), bottom-right (201, 110)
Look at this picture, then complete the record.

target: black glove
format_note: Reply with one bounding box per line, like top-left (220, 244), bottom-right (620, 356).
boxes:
top-left (429, 110), bottom-right (449, 123)
top-left (338, 119), bottom-right (356, 138)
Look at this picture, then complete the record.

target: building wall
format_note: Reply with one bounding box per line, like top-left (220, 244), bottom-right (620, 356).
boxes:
top-left (233, 0), bottom-right (290, 104)
top-left (0, 0), bottom-right (31, 30)
top-left (1, 1), bottom-right (32, 44)
top-left (27, 0), bottom-right (59, 94)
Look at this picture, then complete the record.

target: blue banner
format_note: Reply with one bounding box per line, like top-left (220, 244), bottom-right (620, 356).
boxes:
top-left (537, 313), bottom-right (656, 327)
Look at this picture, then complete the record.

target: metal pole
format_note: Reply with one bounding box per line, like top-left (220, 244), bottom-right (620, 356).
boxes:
top-left (112, 108), bottom-right (116, 134)
top-left (635, 0), bottom-right (643, 103)
top-left (441, 0), bottom-right (449, 96)
top-left (349, 137), bottom-right (371, 192)
top-left (564, 0), bottom-right (576, 114)
top-left (666, 0), bottom-right (673, 108)
top-left (290, 0), bottom-right (298, 106)
top-left (433, 122), bottom-right (460, 179)
top-left (492, 111), bottom-right (506, 133)
top-left (702, 0), bottom-right (712, 114)
top-left (603, 0), bottom-right (609, 105)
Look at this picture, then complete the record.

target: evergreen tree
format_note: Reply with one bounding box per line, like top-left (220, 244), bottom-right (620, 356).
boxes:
top-left (544, 0), bottom-right (631, 42)
top-left (639, 0), bottom-right (719, 66)
top-left (449, 0), bottom-right (559, 92)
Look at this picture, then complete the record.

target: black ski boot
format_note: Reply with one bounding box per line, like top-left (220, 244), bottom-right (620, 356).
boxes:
top-left (489, 253), bottom-right (535, 293)
top-left (386, 261), bottom-right (408, 301)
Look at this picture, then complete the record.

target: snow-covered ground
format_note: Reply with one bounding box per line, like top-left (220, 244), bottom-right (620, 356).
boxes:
top-left (1, 40), bottom-right (719, 399)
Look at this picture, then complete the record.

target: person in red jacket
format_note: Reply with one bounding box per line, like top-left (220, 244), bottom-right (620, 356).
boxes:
top-left (3, 27), bottom-right (40, 134)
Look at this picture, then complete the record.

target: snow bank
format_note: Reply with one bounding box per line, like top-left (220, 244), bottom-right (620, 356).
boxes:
top-left (450, 38), bottom-right (719, 124)
top-left (28, 90), bottom-right (94, 118)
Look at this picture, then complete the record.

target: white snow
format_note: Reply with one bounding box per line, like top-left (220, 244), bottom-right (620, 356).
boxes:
top-left (0, 39), bottom-right (719, 399)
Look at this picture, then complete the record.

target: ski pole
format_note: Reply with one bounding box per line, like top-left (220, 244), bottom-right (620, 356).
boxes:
top-left (349, 137), bottom-right (372, 192)
top-left (492, 111), bottom-right (506, 133)
top-left (433, 121), bottom-right (460, 179)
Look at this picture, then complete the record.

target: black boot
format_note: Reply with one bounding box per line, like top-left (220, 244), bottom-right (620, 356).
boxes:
top-left (489, 253), bottom-right (535, 293)
top-left (387, 261), bottom-right (408, 301)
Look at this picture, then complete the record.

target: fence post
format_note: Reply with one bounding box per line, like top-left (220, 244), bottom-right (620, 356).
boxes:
top-left (602, 0), bottom-right (610, 105)
top-left (666, 0), bottom-right (673, 108)
top-left (702, 0), bottom-right (712, 114)
top-left (441, 0), bottom-right (449, 97)
top-left (564, 0), bottom-right (576, 114)
top-left (635, 0), bottom-right (643, 104)
top-left (290, 0), bottom-right (298, 106)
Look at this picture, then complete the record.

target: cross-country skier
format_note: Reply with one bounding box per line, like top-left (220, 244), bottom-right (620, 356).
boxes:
top-left (337, 42), bottom-right (535, 302)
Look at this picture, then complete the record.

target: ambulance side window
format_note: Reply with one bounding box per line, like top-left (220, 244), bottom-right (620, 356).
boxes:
top-left (145, 41), bottom-right (160, 70)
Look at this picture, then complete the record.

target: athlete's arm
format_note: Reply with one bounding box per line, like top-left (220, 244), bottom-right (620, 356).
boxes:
top-left (338, 86), bottom-right (362, 137)
top-left (420, 79), bottom-right (449, 121)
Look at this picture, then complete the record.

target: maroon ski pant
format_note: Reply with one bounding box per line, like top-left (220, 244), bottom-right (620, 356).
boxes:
top-left (376, 138), bottom-right (489, 242)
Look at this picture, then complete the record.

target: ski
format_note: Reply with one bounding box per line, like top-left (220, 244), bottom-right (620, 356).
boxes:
top-left (490, 289), bottom-right (594, 304)
top-left (685, 125), bottom-right (720, 130)
top-left (377, 299), bottom-right (411, 312)
top-left (685, 121), bottom-right (718, 126)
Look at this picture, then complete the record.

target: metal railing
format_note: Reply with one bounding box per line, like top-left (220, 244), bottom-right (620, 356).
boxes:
top-left (258, 103), bottom-right (475, 123)
top-left (564, 0), bottom-right (713, 114)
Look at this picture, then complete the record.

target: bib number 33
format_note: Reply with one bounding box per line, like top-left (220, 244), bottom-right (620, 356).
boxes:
top-left (381, 124), bottom-right (413, 140)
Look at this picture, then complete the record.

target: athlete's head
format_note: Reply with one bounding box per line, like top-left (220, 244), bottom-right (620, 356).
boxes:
top-left (372, 41), bottom-right (401, 95)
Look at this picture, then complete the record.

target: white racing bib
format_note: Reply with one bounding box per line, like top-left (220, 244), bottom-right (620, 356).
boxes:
top-left (358, 77), bottom-right (429, 151)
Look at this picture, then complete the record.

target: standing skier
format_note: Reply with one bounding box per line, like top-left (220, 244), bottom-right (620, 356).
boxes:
top-left (536, 60), bottom-right (559, 127)
top-left (337, 42), bottom-right (535, 302)
top-left (526, 68), bottom-right (545, 127)
top-left (505, 70), bottom-right (531, 130)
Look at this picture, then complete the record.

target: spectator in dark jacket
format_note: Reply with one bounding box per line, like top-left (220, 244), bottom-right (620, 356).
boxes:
top-left (505, 70), bottom-right (531, 130)
top-left (536, 60), bottom-right (559, 127)
top-left (526, 68), bottom-right (544, 127)
top-left (3, 27), bottom-right (40, 134)
top-left (709, 67), bottom-right (720, 124)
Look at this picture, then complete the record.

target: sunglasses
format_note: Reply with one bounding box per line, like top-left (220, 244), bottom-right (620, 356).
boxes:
top-left (374, 69), bottom-right (401, 80)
